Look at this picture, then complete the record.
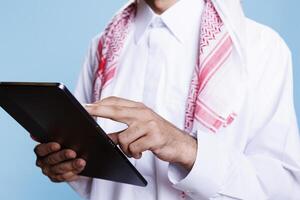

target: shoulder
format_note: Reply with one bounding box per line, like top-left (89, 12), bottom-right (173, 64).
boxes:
top-left (244, 19), bottom-right (295, 131)
top-left (244, 18), bottom-right (292, 88)
top-left (245, 18), bottom-right (291, 60)
top-left (245, 18), bottom-right (291, 61)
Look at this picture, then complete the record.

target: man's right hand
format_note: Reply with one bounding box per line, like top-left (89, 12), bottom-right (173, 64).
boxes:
top-left (34, 142), bottom-right (86, 183)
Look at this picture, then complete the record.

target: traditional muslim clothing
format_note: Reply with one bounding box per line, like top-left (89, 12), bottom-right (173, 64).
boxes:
top-left (70, 0), bottom-right (300, 199)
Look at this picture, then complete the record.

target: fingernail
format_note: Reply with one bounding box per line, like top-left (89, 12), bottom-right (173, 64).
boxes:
top-left (76, 159), bottom-right (86, 168)
top-left (51, 144), bottom-right (60, 151)
top-left (66, 151), bottom-right (76, 158)
top-left (83, 103), bottom-right (93, 107)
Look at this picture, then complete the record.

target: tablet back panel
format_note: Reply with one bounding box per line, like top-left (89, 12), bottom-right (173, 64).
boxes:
top-left (0, 82), bottom-right (147, 187)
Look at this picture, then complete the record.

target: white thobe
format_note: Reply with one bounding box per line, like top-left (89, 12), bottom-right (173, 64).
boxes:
top-left (70, 0), bottom-right (300, 199)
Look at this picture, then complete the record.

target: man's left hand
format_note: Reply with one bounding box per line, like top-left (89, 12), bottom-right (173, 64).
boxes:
top-left (85, 97), bottom-right (197, 171)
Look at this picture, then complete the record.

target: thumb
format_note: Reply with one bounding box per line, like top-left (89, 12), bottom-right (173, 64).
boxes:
top-left (107, 132), bottom-right (119, 144)
top-left (107, 128), bottom-right (127, 145)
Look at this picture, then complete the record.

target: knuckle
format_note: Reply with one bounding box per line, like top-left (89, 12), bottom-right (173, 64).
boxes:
top-left (149, 131), bottom-right (161, 143)
top-left (42, 167), bottom-right (49, 176)
top-left (53, 165), bottom-right (63, 174)
top-left (148, 120), bottom-right (158, 130)
top-left (58, 164), bottom-right (66, 172)
top-left (132, 125), bottom-right (140, 134)
top-left (69, 162), bottom-right (76, 171)
top-left (34, 144), bottom-right (44, 156)
top-left (117, 107), bottom-right (127, 117)
top-left (129, 143), bottom-right (138, 154)
top-left (45, 155), bottom-right (54, 165)
top-left (69, 161), bottom-right (78, 171)
top-left (109, 106), bottom-right (119, 116)
top-left (36, 159), bottom-right (42, 167)
top-left (118, 133), bottom-right (129, 144)
top-left (43, 156), bottom-right (50, 164)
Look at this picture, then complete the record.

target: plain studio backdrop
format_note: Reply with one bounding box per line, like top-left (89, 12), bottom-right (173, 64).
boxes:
top-left (0, 1), bottom-right (299, 199)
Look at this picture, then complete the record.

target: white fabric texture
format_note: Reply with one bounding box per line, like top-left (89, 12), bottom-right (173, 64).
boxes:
top-left (70, 0), bottom-right (300, 199)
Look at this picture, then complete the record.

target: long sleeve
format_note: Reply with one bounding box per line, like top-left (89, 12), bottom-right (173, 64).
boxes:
top-left (168, 27), bottom-right (300, 199)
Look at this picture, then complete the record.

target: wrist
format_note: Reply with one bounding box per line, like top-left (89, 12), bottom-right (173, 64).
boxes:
top-left (176, 133), bottom-right (197, 171)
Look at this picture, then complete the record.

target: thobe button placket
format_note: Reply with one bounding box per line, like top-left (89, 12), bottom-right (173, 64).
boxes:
top-left (142, 17), bottom-right (167, 110)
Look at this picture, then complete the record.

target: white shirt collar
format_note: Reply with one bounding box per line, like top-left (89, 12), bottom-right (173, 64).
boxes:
top-left (134, 0), bottom-right (204, 44)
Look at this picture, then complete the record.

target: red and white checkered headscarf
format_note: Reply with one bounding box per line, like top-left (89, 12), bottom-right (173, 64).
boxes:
top-left (92, 0), bottom-right (245, 133)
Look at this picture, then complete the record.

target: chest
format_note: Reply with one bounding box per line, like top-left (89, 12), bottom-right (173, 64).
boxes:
top-left (109, 30), bottom-right (198, 128)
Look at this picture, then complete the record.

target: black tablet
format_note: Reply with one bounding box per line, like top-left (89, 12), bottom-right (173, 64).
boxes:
top-left (0, 82), bottom-right (147, 187)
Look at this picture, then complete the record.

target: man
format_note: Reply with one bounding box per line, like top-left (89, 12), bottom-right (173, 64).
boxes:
top-left (34, 0), bottom-right (300, 199)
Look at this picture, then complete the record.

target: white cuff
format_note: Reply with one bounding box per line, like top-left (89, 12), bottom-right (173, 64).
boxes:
top-left (68, 176), bottom-right (92, 200)
top-left (168, 131), bottom-right (229, 199)
top-left (168, 163), bottom-right (189, 183)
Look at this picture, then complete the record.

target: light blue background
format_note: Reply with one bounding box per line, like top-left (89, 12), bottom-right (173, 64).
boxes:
top-left (0, 1), bottom-right (299, 199)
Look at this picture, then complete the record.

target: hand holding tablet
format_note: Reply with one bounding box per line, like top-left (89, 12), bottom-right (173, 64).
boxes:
top-left (34, 142), bottom-right (85, 182)
top-left (0, 82), bottom-right (147, 186)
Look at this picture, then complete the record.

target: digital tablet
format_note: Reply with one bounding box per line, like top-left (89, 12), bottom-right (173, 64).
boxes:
top-left (0, 82), bottom-right (147, 187)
